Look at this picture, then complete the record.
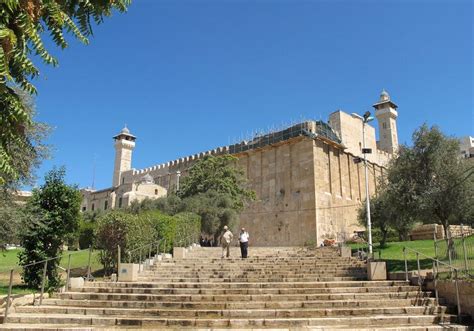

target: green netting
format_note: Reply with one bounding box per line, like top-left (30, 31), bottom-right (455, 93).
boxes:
top-left (229, 121), bottom-right (341, 154)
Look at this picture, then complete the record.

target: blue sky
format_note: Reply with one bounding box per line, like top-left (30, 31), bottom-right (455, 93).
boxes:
top-left (32, 0), bottom-right (473, 189)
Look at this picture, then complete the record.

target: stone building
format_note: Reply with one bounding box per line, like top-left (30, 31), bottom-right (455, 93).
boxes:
top-left (81, 90), bottom-right (399, 246)
top-left (460, 136), bottom-right (474, 159)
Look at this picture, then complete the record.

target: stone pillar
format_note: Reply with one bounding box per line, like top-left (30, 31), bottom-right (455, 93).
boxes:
top-left (368, 261), bottom-right (387, 280)
top-left (118, 263), bottom-right (139, 282)
top-left (173, 247), bottom-right (186, 260)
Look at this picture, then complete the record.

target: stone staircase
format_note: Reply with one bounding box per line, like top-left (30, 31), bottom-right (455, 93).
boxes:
top-left (0, 246), bottom-right (469, 330)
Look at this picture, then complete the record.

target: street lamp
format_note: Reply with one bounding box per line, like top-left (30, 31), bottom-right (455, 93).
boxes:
top-left (352, 111), bottom-right (374, 255)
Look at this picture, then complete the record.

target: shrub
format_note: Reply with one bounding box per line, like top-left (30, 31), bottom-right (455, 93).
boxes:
top-left (19, 168), bottom-right (81, 290)
top-left (78, 219), bottom-right (97, 250)
top-left (139, 210), bottom-right (176, 254)
top-left (94, 211), bottom-right (135, 275)
top-left (174, 212), bottom-right (201, 245)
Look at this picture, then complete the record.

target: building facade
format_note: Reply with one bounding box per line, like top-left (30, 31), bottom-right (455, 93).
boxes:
top-left (81, 90), bottom-right (399, 246)
top-left (460, 136), bottom-right (474, 159)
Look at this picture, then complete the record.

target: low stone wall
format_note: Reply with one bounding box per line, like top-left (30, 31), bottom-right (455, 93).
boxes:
top-left (409, 224), bottom-right (444, 240)
top-left (435, 280), bottom-right (474, 319)
top-left (409, 224), bottom-right (473, 240)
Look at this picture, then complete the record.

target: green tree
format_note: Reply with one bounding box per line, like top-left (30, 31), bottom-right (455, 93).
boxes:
top-left (0, 0), bottom-right (130, 183)
top-left (128, 194), bottom-right (182, 215)
top-left (179, 155), bottom-right (255, 210)
top-left (178, 155), bottom-right (255, 237)
top-left (182, 190), bottom-right (238, 239)
top-left (385, 125), bottom-right (474, 237)
top-left (94, 211), bottom-right (135, 274)
top-left (358, 186), bottom-right (415, 247)
top-left (358, 194), bottom-right (392, 248)
top-left (0, 88), bottom-right (51, 195)
top-left (0, 199), bottom-right (25, 246)
top-left (19, 167), bottom-right (81, 289)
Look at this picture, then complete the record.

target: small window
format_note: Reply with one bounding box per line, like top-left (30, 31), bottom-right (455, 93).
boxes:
top-left (82, 206), bottom-right (86, 212)
top-left (119, 197), bottom-right (123, 208)
top-left (383, 122), bottom-right (387, 129)
top-left (104, 200), bottom-right (108, 210)
top-left (91, 203), bottom-right (95, 211)
top-left (155, 189), bottom-right (158, 195)
top-left (122, 177), bottom-right (125, 184)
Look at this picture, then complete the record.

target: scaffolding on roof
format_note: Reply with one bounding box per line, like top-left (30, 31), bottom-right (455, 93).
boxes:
top-left (229, 120), bottom-right (342, 154)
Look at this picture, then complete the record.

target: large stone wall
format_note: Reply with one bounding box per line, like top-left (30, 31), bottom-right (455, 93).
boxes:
top-left (236, 135), bottom-right (383, 246)
top-left (237, 137), bottom-right (317, 246)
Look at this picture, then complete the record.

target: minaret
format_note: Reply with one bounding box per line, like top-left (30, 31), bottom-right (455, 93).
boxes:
top-left (112, 126), bottom-right (136, 187)
top-left (373, 89), bottom-right (399, 154)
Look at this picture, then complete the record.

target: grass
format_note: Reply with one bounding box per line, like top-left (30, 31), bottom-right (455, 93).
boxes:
top-left (350, 237), bottom-right (474, 274)
top-left (0, 248), bottom-right (103, 295)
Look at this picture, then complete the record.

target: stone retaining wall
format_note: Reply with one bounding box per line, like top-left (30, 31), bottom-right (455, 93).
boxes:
top-left (435, 280), bottom-right (474, 318)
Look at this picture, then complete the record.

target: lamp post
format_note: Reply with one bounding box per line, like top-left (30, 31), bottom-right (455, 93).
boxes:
top-left (352, 111), bottom-right (374, 255)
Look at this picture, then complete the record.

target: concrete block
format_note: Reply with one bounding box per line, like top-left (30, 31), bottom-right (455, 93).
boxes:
top-left (339, 245), bottom-right (352, 258)
top-left (164, 253), bottom-right (172, 259)
top-left (118, 263), bottom-right (139, 282)
top-left (156, 254), bottom-right (163, 261)
top-left (173, 247), bottom-right (186, 260)
top-left (69, 277), bottom-right (84, 288)
top-left (110, 273), bottom-right (117, 282)
top-left (367, 261), bottom-right (387, 280)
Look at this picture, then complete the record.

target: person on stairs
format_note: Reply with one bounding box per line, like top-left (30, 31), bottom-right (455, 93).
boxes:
top-left (239, 228), bottom-right (249, 258)
top-left (220, 225), bottom-right (233, 258)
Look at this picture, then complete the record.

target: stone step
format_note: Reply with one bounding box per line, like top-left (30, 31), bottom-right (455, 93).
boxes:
top-left (149, 268), bottom-right (366, 273)
top-left (71, 285), bottom-right (419, 295)
top-left (15, 305), bottom-right (447, 318)
top-left (150, 264), bottom-right (366, 269)
top-left (155, 258), bottom-right (360, 263)
top-left (136, 276), bottom-right (367, 282)
top-left (58, 290), bottom-right (432, 302)
top-left (85, 280), bottom-right (408, 289)
top-left (145, 268), bottom-right (367, 272)
top-left (3, 313), bottom-right (460, 328)
top-left (42, 297), bottom-right (440, 310)
top-left (139, 273), bottom-right (368, 279)
top-left (0, 323), bottom-right (469, 330)
top-left (3, 246), bottom-right (467, 330)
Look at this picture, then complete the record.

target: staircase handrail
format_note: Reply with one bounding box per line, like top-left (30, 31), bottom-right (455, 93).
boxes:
top-left (3, 245), bottom-right (94, 323)
top-left (402, 246), bottom-right (463, 274)
top-left (174, 232), bottom-right (198, 247)
top-left (402, 246), bottom-right (463, 320)
top-left (127, 238), bottom-right (163, 255)
top-left (10, 246), bottom-right (91, 270)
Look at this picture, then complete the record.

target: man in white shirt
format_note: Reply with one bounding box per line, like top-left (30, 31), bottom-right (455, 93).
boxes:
top-left (220, 225), bottom-right (233, 258)
top-left (239, 228), bottom-right (249, 258)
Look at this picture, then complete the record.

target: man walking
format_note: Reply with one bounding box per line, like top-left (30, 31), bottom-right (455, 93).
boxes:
top-left (220, 225), bottom-right (233, 258)
top-left (239, 227), bottom-right (249, 258)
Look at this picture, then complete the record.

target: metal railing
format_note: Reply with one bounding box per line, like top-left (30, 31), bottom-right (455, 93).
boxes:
top-left (434, 225), bottom-right (474, 277)
top-left (116, 233), bottom-right (199, 277)
top-left (3, 246), bottom-right (93, 323)
top-left (402, 246), bottom-right (463, 319)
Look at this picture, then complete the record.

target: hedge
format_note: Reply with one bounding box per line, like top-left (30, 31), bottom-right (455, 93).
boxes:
top-left (95, 210), bottom-right (201, 273)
